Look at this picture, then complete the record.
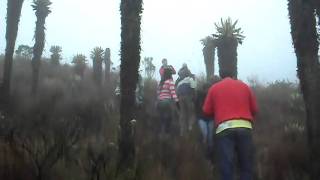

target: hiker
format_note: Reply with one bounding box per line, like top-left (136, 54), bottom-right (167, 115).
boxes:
top-left (157, 68), bottom-right (179, 136)
top-left (203, 71), bottom-right (258, 180)
top-left (176, 63), bottom-right (191, 86)
top-left (176, 64), bottom-right (196, 136)
top-left (196, 75), bottom-right (220, 161)
top-left (114, 73), bottom-right (144, 107)
top-left (159, 58), bottom-right (176, 78)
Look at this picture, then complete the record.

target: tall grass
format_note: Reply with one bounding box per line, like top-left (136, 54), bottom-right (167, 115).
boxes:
top-left (0, 57), bottom-right (308, 179)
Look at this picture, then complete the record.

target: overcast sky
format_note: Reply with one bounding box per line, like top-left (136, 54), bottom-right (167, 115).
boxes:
top-left (0, 0), bottom-right (298, 82)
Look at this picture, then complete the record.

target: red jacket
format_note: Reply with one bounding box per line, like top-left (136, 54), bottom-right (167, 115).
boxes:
top-left (202, 78), bottom-right (258, 126)
top-left (159, 65), bottom-right (176, 77)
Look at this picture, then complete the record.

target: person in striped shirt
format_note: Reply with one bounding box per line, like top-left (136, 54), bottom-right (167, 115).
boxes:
top-left (157, 68), bottom-right (179, 135)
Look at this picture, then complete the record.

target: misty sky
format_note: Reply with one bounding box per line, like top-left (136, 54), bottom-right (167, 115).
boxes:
top-left (0, 0), bottom-right (298, 82)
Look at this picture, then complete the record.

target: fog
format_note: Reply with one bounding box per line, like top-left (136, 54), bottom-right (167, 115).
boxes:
top-left (0, 0), bottom-right (297, 82)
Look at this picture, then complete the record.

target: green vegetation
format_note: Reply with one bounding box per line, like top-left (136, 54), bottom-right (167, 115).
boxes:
top-left (142, 57), bottom-right (156, 79)
top-left (2, 0), bottom-right (24, 99)
top-left (50, 45), bottom-right (62, 65)
top-left (15, 45), bottom-right (33, 60)
top-left (72, 54), bottom-right (87, 79)
top-left (0, 58), bottom-right (309, 179)
top-left (213, 17), bottom-right (244, 78)
top-left (118, 0), bottom-right (143, 174)
top-left (0, 0), bottom-right (319, 179)
top-left (287, 1), bottom-right (320, 179)
top-left (31, 0), bottom-right (52, 94)
top-left (202, 17), bottom-right (244, 79)
top-left (104, 48), bottom-right (112, 85)
top-left (91, 47), bottom-right (104, 87)
top-left (201, 36), bottom-right (216, 80)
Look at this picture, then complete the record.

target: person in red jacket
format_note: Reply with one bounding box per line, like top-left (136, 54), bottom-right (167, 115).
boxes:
top-left (203, 71), bottom-right (258, 180)
top-left (159, 58), bottom-right (176, 78)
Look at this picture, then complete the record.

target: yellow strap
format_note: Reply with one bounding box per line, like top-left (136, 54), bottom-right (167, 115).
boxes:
top-left (216, 119), bottom-right (252, 134)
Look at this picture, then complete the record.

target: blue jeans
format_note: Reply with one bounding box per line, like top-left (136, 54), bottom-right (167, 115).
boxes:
top-left (216, 128), bottom-right (254, 180)
top-left (198, 119), bottom-right (214, 148)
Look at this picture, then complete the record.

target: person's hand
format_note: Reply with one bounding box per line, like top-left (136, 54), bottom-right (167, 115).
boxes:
top-left (169, 65), bottom-right (176, 74)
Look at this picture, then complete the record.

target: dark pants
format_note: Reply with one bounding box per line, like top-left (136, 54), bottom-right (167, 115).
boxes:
top-left (157, 99), bottom-right (175, 134)
top-left (216, 128), bottom-right (254, 180)
top-left (179, 95), bottom-right (195, 136)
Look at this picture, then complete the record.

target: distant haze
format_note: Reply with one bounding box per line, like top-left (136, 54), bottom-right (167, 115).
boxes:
top-left (0, 0), bottom-right (298, 82)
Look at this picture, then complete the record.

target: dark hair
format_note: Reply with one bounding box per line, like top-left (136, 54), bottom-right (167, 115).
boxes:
top-left (210, 75), bottom-right (221, 84)
top-left (220, 70), bottom-right (234, 79)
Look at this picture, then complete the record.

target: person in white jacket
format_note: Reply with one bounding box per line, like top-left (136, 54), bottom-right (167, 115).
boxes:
top-left (176, 64), bottom-right (197, 136)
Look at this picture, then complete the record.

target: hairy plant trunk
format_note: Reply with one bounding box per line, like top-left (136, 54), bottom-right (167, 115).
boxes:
top-left (202, 45), bottom-right (215, 80)
top-left (2, 0), bottom-right (24, 100)
top-left (32, 17), bottom-right (46, 94)
top-left (118, 0), bottom-right (143, 175)
top-left (288, 0), bottom-right (320, 179)
top-left (93, 58), bottom-right (103, 87)
top-left (104, 48), bottom-right (111, 84)
top-left (217, 37), bottom-right (238, 78)
top-left (97, 60), bottom-right (102, 87)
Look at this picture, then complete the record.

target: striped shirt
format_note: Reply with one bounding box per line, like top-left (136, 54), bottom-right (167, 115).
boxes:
top-left (158, 79), bottom-right (178, 102)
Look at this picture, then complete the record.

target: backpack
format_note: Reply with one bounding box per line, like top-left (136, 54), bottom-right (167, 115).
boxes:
top-left (177, 77), bottom-right (195, 96)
